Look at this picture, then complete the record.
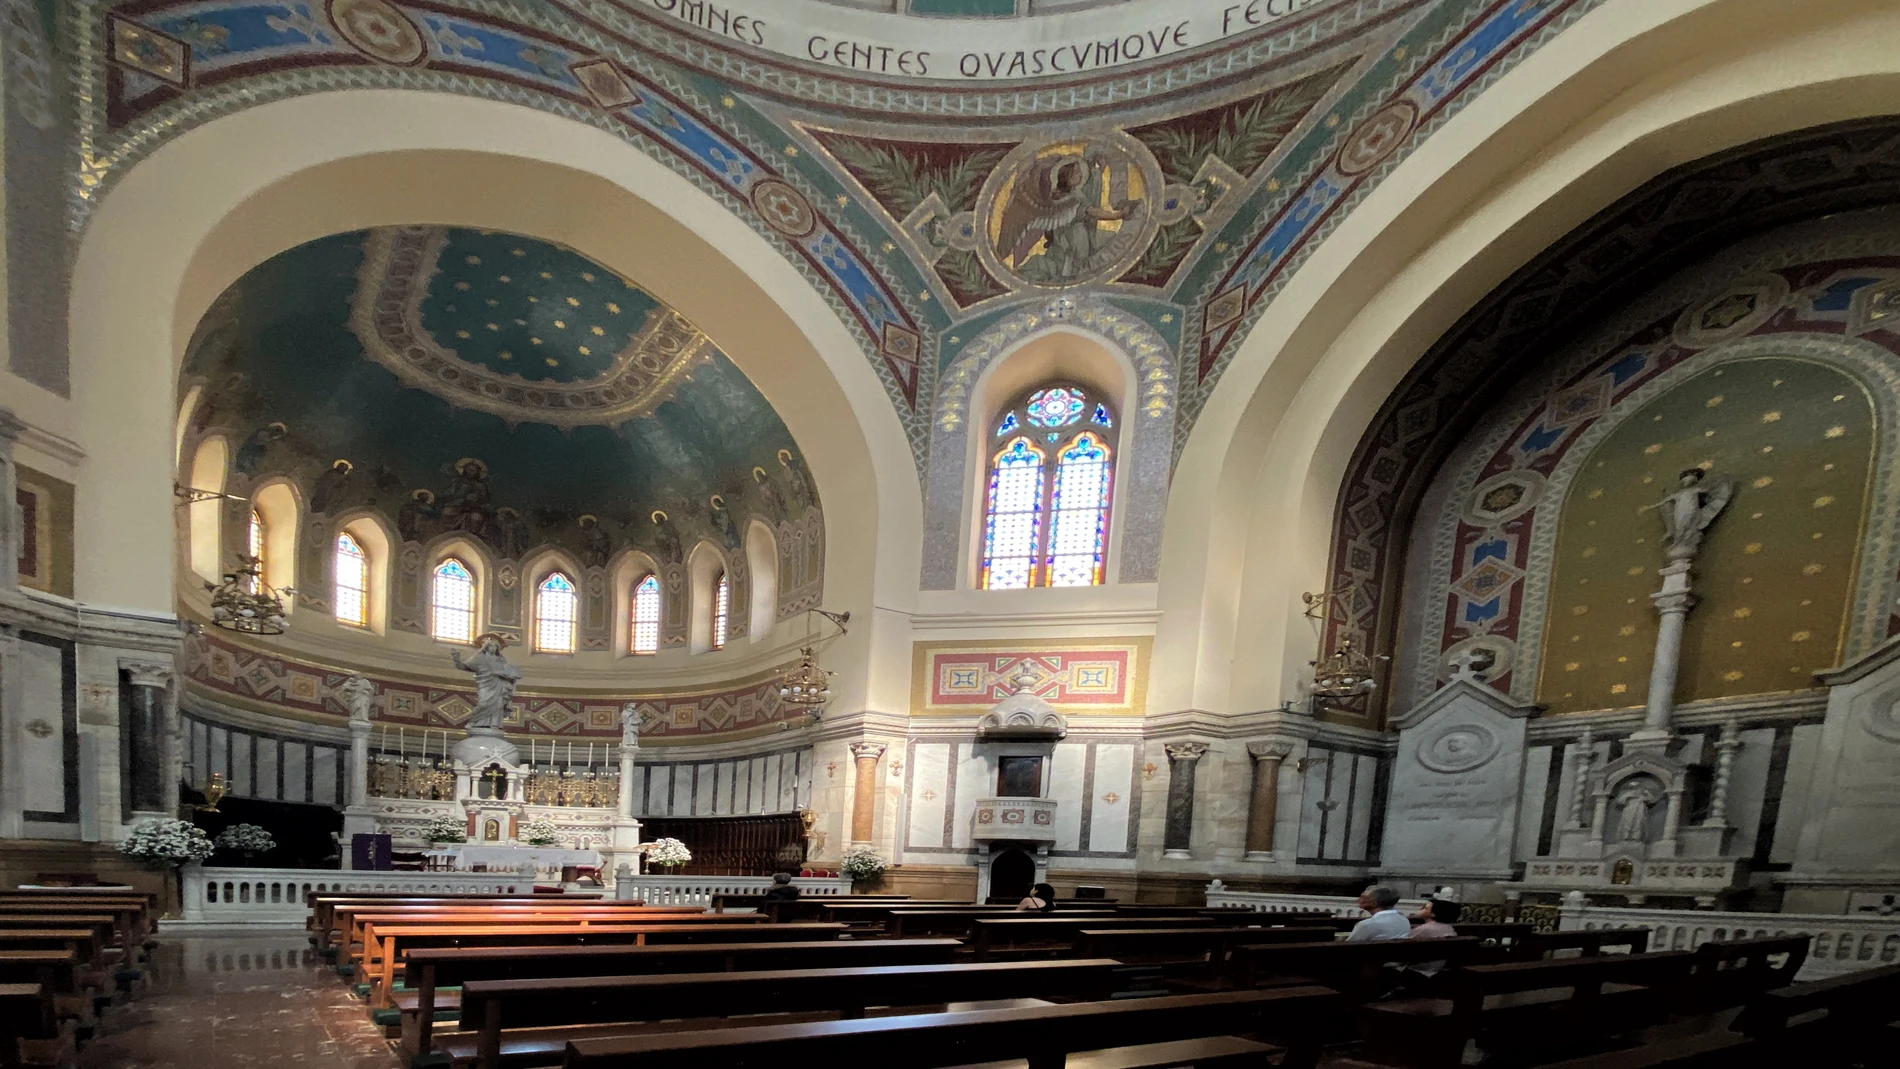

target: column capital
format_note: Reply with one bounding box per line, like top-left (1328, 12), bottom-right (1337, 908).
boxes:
top-left (121, 661), bottom-right (174, 689)
top-left (1247, 739), bottom-right (1296, 762)
top-left (1164, 741), bottom-right (1210, 763)
top-left (849, 741), bottom-right (886, 762)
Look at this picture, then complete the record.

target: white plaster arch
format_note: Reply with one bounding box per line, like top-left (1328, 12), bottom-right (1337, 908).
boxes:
top-left (608, 547), bottom-right (664, 657)
top-left (68, 89), bottom-right (919, 717)
top-left (1152, 0), bottom-right (1900, 719)
top-left (924, 301), bottom-right (1176, 589)
top-left (248, 477), bottom-right (301, 602)
top-left (183, 434), bottom-right (228, 584)
top-left (687, 540), bottom-right (733, 655)
top-left (745, 519), bottom-right (779, 642)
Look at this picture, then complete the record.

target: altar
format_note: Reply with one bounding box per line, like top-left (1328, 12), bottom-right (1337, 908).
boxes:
top-left (425, 845), bottom-right (602, 871)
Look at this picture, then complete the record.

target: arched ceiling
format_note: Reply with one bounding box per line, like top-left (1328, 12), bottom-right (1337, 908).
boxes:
top-left (73, 0), bottom-right (1603, 469)
top-left (183, 227), bottom-right (816, 563)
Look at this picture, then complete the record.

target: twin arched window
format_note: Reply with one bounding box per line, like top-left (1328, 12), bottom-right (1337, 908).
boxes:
top-left (982, 385), bottom-right (1115, 589)
top-left (630, 574), bottom-right (661, 654)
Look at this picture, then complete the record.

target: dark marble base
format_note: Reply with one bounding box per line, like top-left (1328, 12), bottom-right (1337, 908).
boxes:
top-left (78, 934), bottom-right (400, 1069)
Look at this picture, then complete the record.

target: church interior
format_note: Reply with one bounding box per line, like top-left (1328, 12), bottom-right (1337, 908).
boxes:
top-left (2, 0), bottom-right (1899, 1066)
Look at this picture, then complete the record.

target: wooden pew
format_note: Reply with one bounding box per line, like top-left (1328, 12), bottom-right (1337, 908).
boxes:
top-left (1736, 962), bottom-right (1900, 1061)
top-left (401, 938), bottom-right (963, 1055)
top-left (321, 899), bottom-right (670, 952)
top-left (1075, 926), bottom-right (1323, 968)
top-left (888, 908), bottom-right (1117, 939)
top-left (336, 905), bottom-right (720, 960)
top-left (0, 983), bottom-right (64, 1069)
top-left (0, 900), bottom-right (150, 951)
top-left (366, 922), bottom-right (847, 1005)
top-left (1229, 938), bottom-right (1486, 1002)
top-left (310, 893), bottom-right (603, 941)
top-left (1677, 934), bottom-right (1810, 1015)
top-left (0, 933), bottom-right (106, 975)
top-left (816, 902), bottom-right (1006, 931)
top-left (453, 959), bottom-right (1125, 1069)
top-left (1441, 922), bottom-right (1534, 951)
top-left (1533, 1031), bottom-right (1759, 1068)
top-left (971, 915), bottom-right (1219, 958)
top-left (560, 987), bottom-right (1341, 1069)
top-left (1515, 927), bottom-right (1651, 960)
top-left (0, 952), bottom-right (92, 1032)
top-left (1358, 950), bottom-right (1696, 1069)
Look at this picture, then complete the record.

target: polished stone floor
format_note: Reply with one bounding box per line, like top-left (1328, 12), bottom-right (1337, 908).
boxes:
top-left (78, 934), bottom-right (401, 1069)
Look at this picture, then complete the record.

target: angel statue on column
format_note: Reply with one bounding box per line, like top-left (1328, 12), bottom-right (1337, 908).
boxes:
top-left (1648, 468), bottom-right (1736, 561)
top-left (451, 633), bottom-right (519, 732)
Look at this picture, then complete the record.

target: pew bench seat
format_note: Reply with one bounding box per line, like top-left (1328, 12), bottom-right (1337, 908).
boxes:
top-left (952, 1035), bottom-right (1281, 1069)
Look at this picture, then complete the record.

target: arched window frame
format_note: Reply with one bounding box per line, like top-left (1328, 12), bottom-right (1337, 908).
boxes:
top-left (745, 519), bottom-right (778, 640)
top-left (981, 384), bottom-right (1116, 589)
top-left (630, 573), bottom-right (661, 655)
top-left (334, 532), bottom-right (370, 628)
top-left (246, 508), bottom-right (266, 592)
top-left (431, 556), bottom-right (479, 644)
top-left (248, 480), bottom-right (301, 605)
top-left (533, 570), bottom-right (579, 654)
top-left (185, 436), bottom-right (229, 584)
top-left (712, 572), bottom-right (730, 651)
top-left (333, 513), bottom-right (394, 634)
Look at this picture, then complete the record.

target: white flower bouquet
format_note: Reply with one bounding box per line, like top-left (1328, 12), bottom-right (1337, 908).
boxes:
top-left (118, 819), bottom-right (215, 869)
top-left (423, 816), bottom-right (468, 843)
top-left (840, 848), bottom-right (887, 881)
top-left (642, 837), bottom-right (691, 869)
top-left (518, 818), bottom-right (561, 846)
top-left (214, 823), bottom-right (275, 857)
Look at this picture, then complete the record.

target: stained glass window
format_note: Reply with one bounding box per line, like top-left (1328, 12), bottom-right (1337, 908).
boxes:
top-left (1025, 387), bottom-right (1087, 428)
top-left (712, 573), bottom-right (730, 650)
top-left (982, 438), bottom-right (1045, 589)
top-left (335, 533), bottom-right (369, 628)
top-left (981, 384), bottom-right (1115, 589)
top-left (1048, 433), bottom-right (1112, 586)
top-left (534, 572), bottom-right (578, 653)
top-left (630, 574), bottom-right (661, 654)
top-left (432, 558), bottom-right (476, 644)
top-left (246, 509), bottom-right (266, 592)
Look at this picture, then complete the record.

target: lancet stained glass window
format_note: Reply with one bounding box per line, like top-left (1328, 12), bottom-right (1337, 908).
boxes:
top-left (984, 385), bottom-right (1115, 589)
top-left (432, 558), bottom-right (476, 644)
top-left (535, 572), bottom-right (578, 653)
top-left (712, 573), bottom-right (730, 650)
top-left (247, 509), bottom-right (266, 592)
top-left (631, 574), bottom-right (661, 654)
top-left (335, 533), bottom-right (369, 628)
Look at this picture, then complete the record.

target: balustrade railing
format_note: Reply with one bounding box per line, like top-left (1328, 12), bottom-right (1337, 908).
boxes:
top-left (1203, 885), bottom-right (1428, 916)
top-left (166, 864), bottom-right (536, 930)
top-left (612, 873), bottom-right (854, 908)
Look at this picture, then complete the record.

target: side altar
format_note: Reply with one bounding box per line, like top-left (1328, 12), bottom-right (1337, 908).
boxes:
top-left (336, 635), bottom-right (642, 879)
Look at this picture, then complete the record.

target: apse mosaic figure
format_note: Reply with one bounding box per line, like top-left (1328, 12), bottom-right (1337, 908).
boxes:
top-left (978, 134), bottom-right (1162, 289)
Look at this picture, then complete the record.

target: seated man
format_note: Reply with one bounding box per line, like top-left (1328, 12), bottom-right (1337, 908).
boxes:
top-left (760, 872), bottom-right (801, 902)
top-left (1346, 885), bottom-right (1410, 941)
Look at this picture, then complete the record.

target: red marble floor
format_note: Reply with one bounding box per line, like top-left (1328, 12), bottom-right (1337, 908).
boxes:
top-left (77, 934), bottom-right (401, 1069)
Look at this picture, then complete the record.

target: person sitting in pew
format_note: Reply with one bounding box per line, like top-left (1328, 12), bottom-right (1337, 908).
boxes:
top-left (761, 873), bottom-right (801, 903)
top-left (1347, 885), bottom-right (1409, 941)
top-left (1016, 883), bottom-right (1057, 913)
top-left (1409, 895), bottom-right (1460, 941)
top-left (1378, 895), bottom-right (1464, 998)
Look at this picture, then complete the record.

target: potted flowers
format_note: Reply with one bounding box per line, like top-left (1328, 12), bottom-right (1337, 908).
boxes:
top-left (118, 819), bottom-right (215, 870)
top-left (840, 848), bottom-right (888, 890)
top-left (642, 837), bottom-right (691, 873)
top-left (423, 816), bottom-right (468, 844)
top-left (213, 823), bottom-right (276, 862)
top-left (518, 818), bottom-right (561, 847)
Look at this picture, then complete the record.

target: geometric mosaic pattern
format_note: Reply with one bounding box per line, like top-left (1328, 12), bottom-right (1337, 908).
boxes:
top-left (916, 642), bottom-right (1144, 712)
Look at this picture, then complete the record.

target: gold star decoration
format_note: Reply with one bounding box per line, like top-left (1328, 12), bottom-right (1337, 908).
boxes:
top-left (554, 320), bottom-right (566, 329)
top-left (567, 297), bottom-right (580, 307)
top-left (1744, 543), bottom-right (1762, 554)
top-left (1733, 607), bottom-right (1753, 618)
top-left (1752, 476), bottom-right (1773, 488)
top-left (578, 346), bottom-right (592, 356)
top-left (1762, 411), bottom-right (1781, 422)
top-left (1825, 426), bottom-right (1846, 438)
top-left (1565, 662), bottom-right (1580, 672)
top-left (499, 275), bottom-right (512, 283)
top-left (1723, 670), bottom-right (1744, 682)
top-left (591, 326), bottom-right (605, 336)
top-left (454, 329), bottom-right (470, 339)
top-left (1802, 563), bottom-right (1824, 575)
top-left (539, 271), bottom-right (553, 280)
top-left (1815, 496), bottom-right (1834, 508)
top-left (607, 302), bottom-right (621, 314)
top-left (1706, 394), bottom-right (1724, 407)
top-left (511, 248), bottom-right (525, 257)
top-left (1611, 683), bottom-right (1628, 694)
top-left (499, 351), bottom-right (513, 360)
top-left (545, 357), bottom-right (558, 367)
top-left (455, 281), bottom-right (470, 291)
top-left (465, 255), bottom-right (481, 265)
top-left (1618, 625), bottom-right (1636, 636)
top-left (581, 272), bottom-right (595, 282)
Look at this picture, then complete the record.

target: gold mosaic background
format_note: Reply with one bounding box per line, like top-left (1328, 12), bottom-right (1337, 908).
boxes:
top-left (1538, 357), bottom-right (1874, 714)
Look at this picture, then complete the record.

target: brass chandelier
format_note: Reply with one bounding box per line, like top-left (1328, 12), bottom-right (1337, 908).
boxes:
top-left (1309, 637), bottom-right (1379, 699)
top-left (207, 555), bottom-right (293, 636)
top-left (778, 609), bottom-right (851, 714)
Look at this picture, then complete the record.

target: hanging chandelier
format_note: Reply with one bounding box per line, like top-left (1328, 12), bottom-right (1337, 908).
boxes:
top-left (206, 555), bottom-right (293, 635)
top-left (1310, 638), bottom-right (1379, 699)
top-left (777, 609), bottom-right (851, 716)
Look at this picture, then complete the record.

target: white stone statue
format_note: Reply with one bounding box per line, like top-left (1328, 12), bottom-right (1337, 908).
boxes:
top-left (338, 675), bottom-right (376, 724)
top-left (1614, 781), bottom-right (1660, 842)
top-left (1648, 468), bottom-right (1735, 561)
top-left (451, 634), bottom-right (520, 732)
top-left (619, 702), bottom-right (641, 748)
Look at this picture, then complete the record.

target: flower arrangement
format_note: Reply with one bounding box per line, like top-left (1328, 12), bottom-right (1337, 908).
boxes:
top-left (517, 818), bottom-right (561, 846)
top-left (642, 837), bottom-right (691, 870)
top-left (214, 824), bottom-right (275, 857)
top-left (118, 819), bottom-right (215, 869)
top-left (839, 848), bottom-right (888, 882)
top-left (422, 816), bottom-right (468, 843)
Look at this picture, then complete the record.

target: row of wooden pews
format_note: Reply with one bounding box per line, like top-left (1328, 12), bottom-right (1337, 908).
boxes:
top-left (0, 883), bottom-right (159, 1067)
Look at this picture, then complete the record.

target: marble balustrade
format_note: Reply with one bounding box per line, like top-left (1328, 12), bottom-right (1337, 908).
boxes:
top-left (610, 873), bottom-right (853, 907)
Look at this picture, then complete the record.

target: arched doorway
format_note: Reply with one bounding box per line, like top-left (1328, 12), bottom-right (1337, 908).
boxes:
top-left (988, 847), bottom-right (1035, 902)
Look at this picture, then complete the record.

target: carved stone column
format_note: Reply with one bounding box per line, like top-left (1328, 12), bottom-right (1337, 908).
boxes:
top-left (121, 662), bottom-right (174, 818)
top-left (346, 718), bottom-right (372, 808)
top-left (848, 741), bottom-right (885, 847)
top-left (1704, 720), bottom-right (1743, 826)
top-left (1244, 741), bottom-right (1294, 860)
top-left (0, 409), bottom-right (23, 600)
top-left (1161, 742), bottom-right (1209, 860)
top-left (1565, 729), bottom-right (1595, 830)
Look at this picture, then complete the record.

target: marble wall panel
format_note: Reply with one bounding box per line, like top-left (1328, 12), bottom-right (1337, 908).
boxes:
top-left (1087, 743), bottom-right (1135, 853)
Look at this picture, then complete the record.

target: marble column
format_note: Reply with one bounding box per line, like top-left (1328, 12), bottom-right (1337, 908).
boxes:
top-left (848, 741), bottom-right (885, 847)
top-left (346, 718), bottom-right (371, 808)
top-left (1705, 719), bottom-right (1742, 826)
top-left (1161, 742), bottom-right (1208, 860)
top-left (1638, 560), bottom-right (1697, 741)
top-left (0, 409), bottom-right (23, 600)
top-left (1244, 740), bottom-right (1294, 860)
top-left (121, 662), bottom-right (173, 818)
top-left (618, 742), bottom-right (639, 819)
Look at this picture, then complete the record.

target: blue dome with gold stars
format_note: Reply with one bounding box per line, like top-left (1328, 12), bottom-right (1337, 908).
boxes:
top-left (180, 227), bottom-right (817, 566)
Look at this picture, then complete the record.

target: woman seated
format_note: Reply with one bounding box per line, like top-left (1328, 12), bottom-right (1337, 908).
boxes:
top-left (1016, 882), bottom-right (1058, 912)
